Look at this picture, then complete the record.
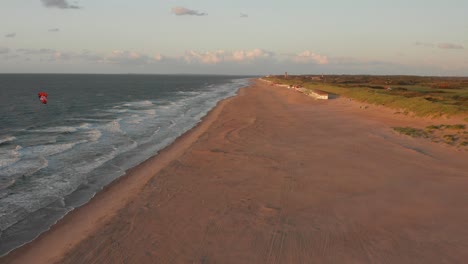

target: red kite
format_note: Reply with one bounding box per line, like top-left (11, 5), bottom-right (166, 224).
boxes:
top-left (38, 92), bottom-right (48, 104)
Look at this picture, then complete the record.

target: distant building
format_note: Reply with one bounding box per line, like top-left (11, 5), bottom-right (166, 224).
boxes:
top-left (308, 89), bottom-right (329, 100)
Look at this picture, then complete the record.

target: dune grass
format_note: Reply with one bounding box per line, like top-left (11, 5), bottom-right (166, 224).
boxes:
top-left (265, 75), bottom-right (468, 118)
top-left (392, 124), bottom-right (468, 147)
top-left (393, 127), bottom-right (429, 138)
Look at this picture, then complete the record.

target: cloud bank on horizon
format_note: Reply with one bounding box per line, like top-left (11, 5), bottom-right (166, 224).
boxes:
top-left (171, 7), bottom-right (207, 16)
top-left (41, 0), bottom-right (81, 9)
top-left (0, 47), bottom-right (10, 54)
top-left (415, 42), bottom-right (464, 50)
top-left (438, 43), bottom-right (464, 50)
top-left (0, 1), bottom-right (467, 75)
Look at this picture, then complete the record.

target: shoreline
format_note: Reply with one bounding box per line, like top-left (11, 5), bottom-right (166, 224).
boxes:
top-left (3, 79), bottom-right (468, 263)
top-left (0, 82), bottom-right (249, 264)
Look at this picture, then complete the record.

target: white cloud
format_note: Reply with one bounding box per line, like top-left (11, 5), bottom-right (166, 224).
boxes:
top-left (41, 0), bottom-right (81, 9)
top-left (53, 52), bottom-right (72, 61)
top-left (48, 28), bottom-right (60, 32)
top-left (0, 47), bottom-right (10, 54)
top-left (171, 7), bottom-right (207, 16)
top-left (240, 13), bottom-right (248, 18)
top-left (103, 50), bottom-right (152, 65)
top-left (415, 41), bottom-right (464, 50)
top-left (229, 49), bottom-right (274, 62)
top-left (183, 49), bottom-right (274, 64)
top-left (183, 50), bottom-right (225, 64)
top-left (438, 43), bottom-right (464, 50)
top-left (3, 54), bottom-right (19, 60)
top-left (154, 54), bottom-right (164, 61)
top-left (17, 48), bottom-right (56, 55)
top-left (5, 33), bottom-right (16, 38)
top-left (414, 41), bottom-right (434, 47)
top-left (293, 51), bottom-right (328, 64)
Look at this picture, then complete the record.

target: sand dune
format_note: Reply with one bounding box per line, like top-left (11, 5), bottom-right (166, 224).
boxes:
top-left (3, 80), bottom-right (468, 264)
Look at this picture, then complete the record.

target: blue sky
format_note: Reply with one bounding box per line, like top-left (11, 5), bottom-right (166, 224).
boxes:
top-left (1, 0), bottom-right (467, 75)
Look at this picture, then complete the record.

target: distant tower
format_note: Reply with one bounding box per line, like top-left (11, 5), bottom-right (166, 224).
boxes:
top-left (285, 72), bottom-right (288, 78)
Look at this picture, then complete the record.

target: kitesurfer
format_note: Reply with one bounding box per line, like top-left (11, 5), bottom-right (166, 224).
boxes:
top-left (38, 91), bottom-right (48, 104)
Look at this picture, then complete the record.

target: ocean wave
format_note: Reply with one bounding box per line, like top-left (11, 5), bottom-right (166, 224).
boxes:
top-left (68, 118), bottom-right (114, 123)
top-left (0, 156), bottom-right (48, 178)
top-left (123, 100), bottom-right (153, 108)
top-left (0, 157), bottom-right (20, 169)
top-left (127, 115), bottom-right (144, 125)
top-left (0, 136), bottom-right (16, 145)
top-left (176, 91), bottom-right (201, 96)
top-left (78, 123), bottom-right (91, 129)
top-left (75, 148), bottom-right (118, 175)
top-left (153, 127), bottom-right (161, 135)
top-left (141, 109), bottom-right (156, 115)
top-left (107, 109), bottom-right (128, 113)
top-left (0, 145), bottom-right (21, 168)
top-left (134, 100), bottom-right (153, 107)
top-left (31, 126), bottom-right (77, 134)
top-left (168, 119), bottom-right (177, 129)
top-left (103, 119), bottom-right (123, 134)
top-left (22, 141), bottom-right (87, 157)
top-left (86, 130), bottom-right (102, 142)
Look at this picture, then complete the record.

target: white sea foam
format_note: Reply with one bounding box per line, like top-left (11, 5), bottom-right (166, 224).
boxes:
top-left (75, 149), bottom-right (118, 174)
top-left (78, 123), bottom-right (91, 129)
top-left (32, 127), bottom-right (77, 133)
top-left (107, 109), bottom-right (128, 113)
top-left (134, 100), bottom-right (153, 106)
top-left (176, 91), bottom-right (200, 96)
top-left (0, 157), bottom-right (20, 169)
top-left (74, 139), bottom-right (136, 175)
top-left (68, 118), bottom-right (114, 123)
top-left (0, 136), bottom-right (16, 145)
top-left (123, 100), bottom-right (153, 107)
top-left (127, 115), bottom-right (144, 125)
top-left (153, 127), bottom-right (161, 135)
top-left (22, 141), bottom-right (86, 157)
top-left (0, 146), bottom-right (21, 168)
top-left (168, 120), bottom-right (176, 128)
top-left (86, 129), bottom-right (102, 142)
top-left (103, 119), bottom-right (123, 134)
top-left (141, 109), bottom-right (156, 115)
top-left (0, 156), bottom-right (48, 178)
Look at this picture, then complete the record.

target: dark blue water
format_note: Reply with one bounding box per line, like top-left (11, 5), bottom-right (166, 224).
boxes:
top-left (0, 74), bottom-right (250, 256)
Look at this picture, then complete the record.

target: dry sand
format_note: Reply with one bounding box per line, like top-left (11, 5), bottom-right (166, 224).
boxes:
top-left (2, 80), bottom-right (468, 264)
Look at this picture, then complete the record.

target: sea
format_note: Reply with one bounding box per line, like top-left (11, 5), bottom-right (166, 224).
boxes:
top-left (0, 74), bottom-right (250, 256)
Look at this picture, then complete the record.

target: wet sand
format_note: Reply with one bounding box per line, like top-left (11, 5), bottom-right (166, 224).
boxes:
top-left (2, 80), bottom-right (468, 264)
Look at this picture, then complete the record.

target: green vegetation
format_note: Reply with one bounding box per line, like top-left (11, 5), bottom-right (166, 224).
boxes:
top-left (264, 75), bottom-right (468, 117)
top-left (389, 123), bottom-right (467, 148)
top-left (425, 125), bottom-right (444, 130)
top-left (443, 134), bottom-right (457, 144)
top-left (393, 127), bottom-right (429, 138)
top-left (445, 124), bottom-right (466, 130)
top-left (425, 124), bottom-right (465, 130)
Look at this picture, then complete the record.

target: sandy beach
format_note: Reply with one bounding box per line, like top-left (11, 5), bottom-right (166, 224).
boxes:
top-left (2, 80), bottom-right (468, 264)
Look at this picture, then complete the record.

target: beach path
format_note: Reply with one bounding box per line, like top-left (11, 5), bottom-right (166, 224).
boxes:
top-left (3, 80), bottom-right (468, 264)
